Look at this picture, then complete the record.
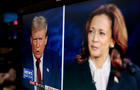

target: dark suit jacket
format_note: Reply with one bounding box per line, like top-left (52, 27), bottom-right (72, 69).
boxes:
top-left (21, 48), bottom-right (61, 90)
top-left (64, 60), bottom-right (140, 90)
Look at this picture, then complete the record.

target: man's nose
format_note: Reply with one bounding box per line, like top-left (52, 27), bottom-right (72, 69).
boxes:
top-left (36, 39), bottom-right (40, 48)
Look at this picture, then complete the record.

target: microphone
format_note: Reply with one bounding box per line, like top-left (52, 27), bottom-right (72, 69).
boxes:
top-left (29, 80), bottom-right (59, 90)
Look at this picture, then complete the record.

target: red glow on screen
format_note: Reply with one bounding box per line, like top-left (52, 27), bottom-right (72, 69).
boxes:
top-left (13, 20), bottom-right (18, 26)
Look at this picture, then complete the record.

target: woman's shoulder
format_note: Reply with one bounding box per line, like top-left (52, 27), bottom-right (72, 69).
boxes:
top-left (124, 61), bottom-right (140, 76)
top-left (64, 60), bottom-right (90, 90)
top-left (64, 61), bottom-right (82, 72)
top-left (64, 60), bottom-right (89, 78)
top-left (122, 61), bottom-right (140, 89)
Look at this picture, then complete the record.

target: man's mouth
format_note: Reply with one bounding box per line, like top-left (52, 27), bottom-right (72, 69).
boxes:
top-left (36, 51), bottom-right (40, 55)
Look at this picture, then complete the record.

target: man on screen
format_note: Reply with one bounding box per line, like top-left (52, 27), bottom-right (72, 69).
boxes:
top-left (22, 16), bottom-right (60, 90)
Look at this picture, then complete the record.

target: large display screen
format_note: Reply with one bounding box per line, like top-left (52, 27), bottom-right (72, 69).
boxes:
top-left (19, 0), bottom-right (140, 90)
top-left (20, 4), bottom-right (63, 90)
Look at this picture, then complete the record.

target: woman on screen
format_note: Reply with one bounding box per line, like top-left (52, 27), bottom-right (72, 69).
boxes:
top-left (64, 4), bottom-right (140, 90)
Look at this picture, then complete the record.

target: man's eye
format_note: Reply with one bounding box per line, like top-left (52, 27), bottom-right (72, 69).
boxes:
top-left (33, 38), bottom-right (37, 41)
top-left (39, 38), bottom-right (43, 40)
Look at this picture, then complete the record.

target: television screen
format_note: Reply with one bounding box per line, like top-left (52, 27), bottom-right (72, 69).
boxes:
top-left (64, 0), bottom-right (140, 90)
top-left (64, 0), bottom-right (140, 67)
top-left (19, 1), bottom-right (63, 90)
top-left (19, 0), bottom-right (140, 90)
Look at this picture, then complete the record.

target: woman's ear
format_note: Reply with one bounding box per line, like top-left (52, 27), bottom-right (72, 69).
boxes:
top-left (110, 39), bottom-right (115, 48)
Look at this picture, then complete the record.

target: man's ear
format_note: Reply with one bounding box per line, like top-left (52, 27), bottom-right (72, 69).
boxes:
top-left (45, 36), bottom-right (48, 45)
top-left (30, 36), bottom-right (33, 45)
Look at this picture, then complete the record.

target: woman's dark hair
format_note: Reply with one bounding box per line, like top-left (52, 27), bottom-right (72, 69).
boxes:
top-left (75, 4), bottom-right (128, 75)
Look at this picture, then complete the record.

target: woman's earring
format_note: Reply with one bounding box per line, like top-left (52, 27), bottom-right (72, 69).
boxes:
top-left (111, 44), bottom-right (114, 48)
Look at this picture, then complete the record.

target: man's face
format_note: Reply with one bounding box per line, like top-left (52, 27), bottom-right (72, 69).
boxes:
top-left (31, 29), bottom-right (47, 59)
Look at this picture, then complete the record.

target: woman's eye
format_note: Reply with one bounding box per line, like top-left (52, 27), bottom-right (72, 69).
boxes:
top-left (88, 30), bottom-right (94, 34)
top-left (100, 32), bottom-right (105, 35)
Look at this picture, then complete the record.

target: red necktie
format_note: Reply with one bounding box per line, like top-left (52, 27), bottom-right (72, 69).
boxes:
top-left (37, 59), bottom-right (41, 90)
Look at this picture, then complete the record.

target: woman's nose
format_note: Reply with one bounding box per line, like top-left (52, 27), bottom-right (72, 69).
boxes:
top-left (92, 33), bottom-right (99, 42)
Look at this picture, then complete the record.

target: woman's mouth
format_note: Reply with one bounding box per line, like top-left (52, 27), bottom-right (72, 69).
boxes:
top-left (91, 45), bottom-right (98, 50)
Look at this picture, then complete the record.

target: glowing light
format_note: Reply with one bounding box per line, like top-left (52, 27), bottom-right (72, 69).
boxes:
top-left (3, 13), bottom-right (17, 23)
top-left (13, 20), bottom-right (18, 26)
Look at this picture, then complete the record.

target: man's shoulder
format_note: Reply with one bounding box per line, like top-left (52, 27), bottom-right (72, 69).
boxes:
top-left (43, 49), bottom-right (61, 66)
top-left (44, 49), bottom-right (59, 58)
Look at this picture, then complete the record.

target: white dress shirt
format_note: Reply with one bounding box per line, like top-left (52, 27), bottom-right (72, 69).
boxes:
top-left (33, 54), bottom-right (43, 90)
top-left (88, 55), bottom-right (111, 90)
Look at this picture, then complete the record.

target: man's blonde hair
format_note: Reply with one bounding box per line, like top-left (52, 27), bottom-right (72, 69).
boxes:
top-left (31, 16), bottom-right (48, 35)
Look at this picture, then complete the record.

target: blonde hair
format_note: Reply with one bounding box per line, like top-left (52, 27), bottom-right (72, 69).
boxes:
top-left (31, 16), bottom-right (48, 35)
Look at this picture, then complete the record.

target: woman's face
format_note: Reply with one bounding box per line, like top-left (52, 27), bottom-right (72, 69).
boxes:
top-left (88, 14), bottom-right (114, 59)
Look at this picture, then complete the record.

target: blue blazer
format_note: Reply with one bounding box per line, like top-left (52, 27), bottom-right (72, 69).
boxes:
top-left (64, 60), bottom-right (140, 90)
top-left (21, 48), bottom-right (61, 90)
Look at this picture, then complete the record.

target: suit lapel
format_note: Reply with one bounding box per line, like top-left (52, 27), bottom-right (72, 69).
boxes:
top-left (79, 60), bottom-right (122, 90)
top-left (106, 68), bottom-right (114, 90)
top-left (42, 49), bottom-right (61, 89)
top-left (107, 64), bottom-right (120, 90)
top-left (80, 61), bottom-right (96, 90)
top-left (43, 52), bottom-right (53, 85)
top-left (80, 61), bottom-right (119, 90)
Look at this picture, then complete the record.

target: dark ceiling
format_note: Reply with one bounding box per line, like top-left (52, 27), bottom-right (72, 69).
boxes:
top-left (0, 0), bottom-right (47, 13)
top-left (0, 0), bottom-right (49, 24)
top-left (0, 0), bottom-right (84, 13)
